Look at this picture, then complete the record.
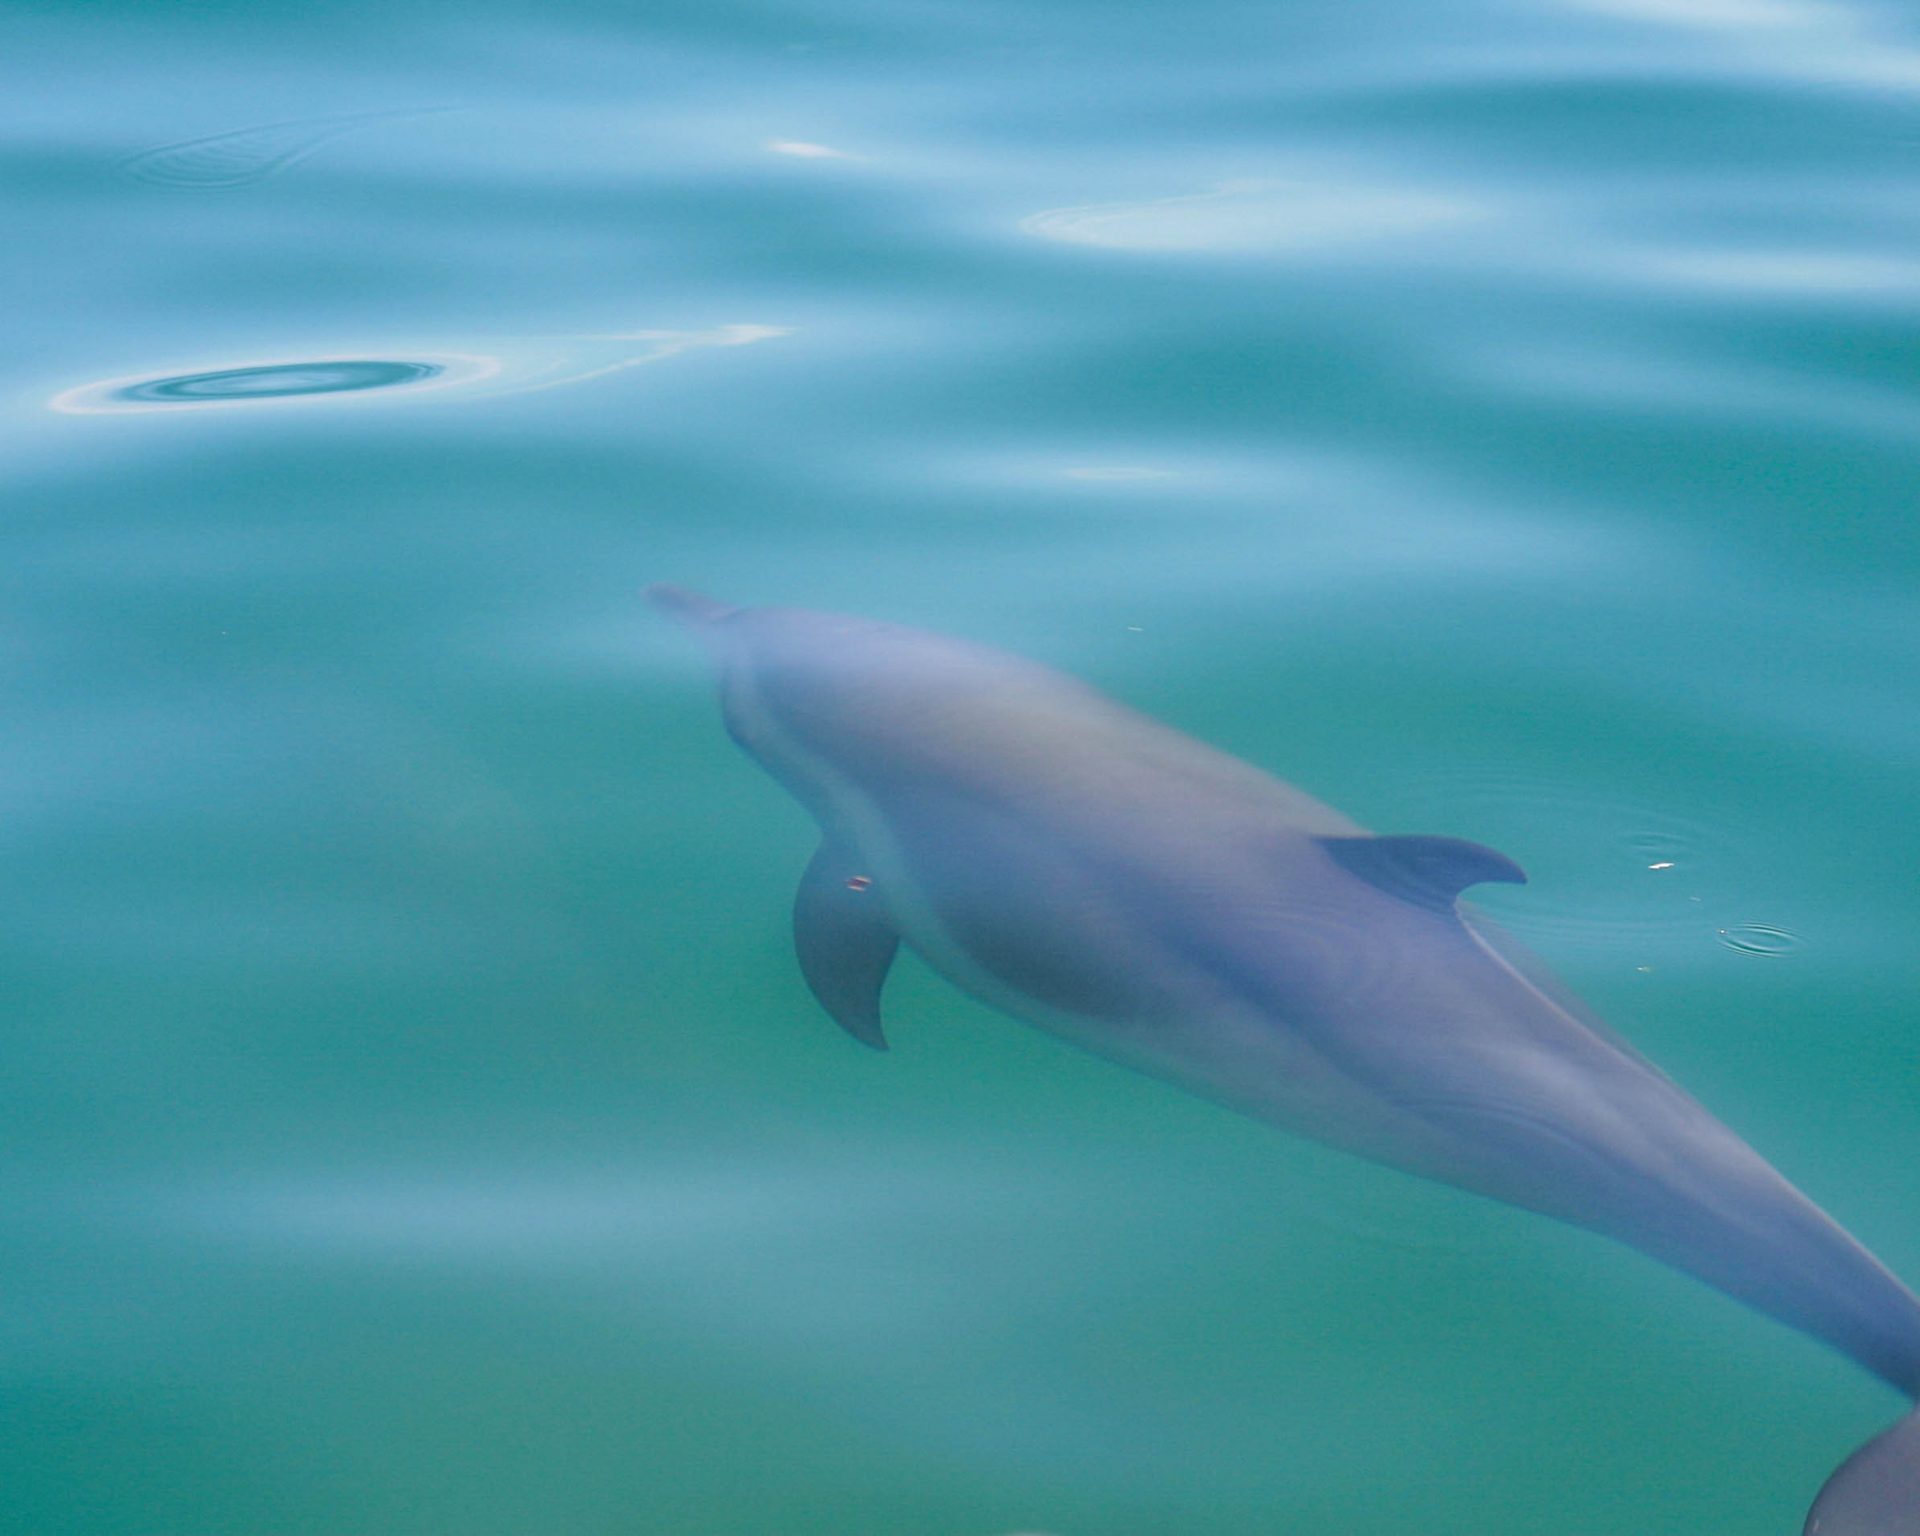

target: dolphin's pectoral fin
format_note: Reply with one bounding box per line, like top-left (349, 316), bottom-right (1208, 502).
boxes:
top-left (792, 840), bottom-right (898, 1051)
top-left (1318, 834), bottom-right (1527, 912)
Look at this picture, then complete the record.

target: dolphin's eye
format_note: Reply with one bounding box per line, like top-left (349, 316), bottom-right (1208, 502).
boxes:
top-left (845, 875), bottom-right (873, 892)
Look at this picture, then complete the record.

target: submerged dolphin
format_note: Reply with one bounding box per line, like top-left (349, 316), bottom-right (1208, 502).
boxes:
top-left (650, 585), bottom-right (1920, 1532)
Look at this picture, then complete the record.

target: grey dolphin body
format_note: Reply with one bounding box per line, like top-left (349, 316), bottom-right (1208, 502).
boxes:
top-left (651, 586), bottom-right (1920, 1531)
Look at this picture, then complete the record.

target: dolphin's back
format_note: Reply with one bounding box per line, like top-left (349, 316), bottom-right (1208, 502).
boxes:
top-left (728, 606), bottom-right (1364, 837)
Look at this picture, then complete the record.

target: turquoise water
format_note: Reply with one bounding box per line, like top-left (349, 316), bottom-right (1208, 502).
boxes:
top-left (8, 2), bottom-right (1920, 1532)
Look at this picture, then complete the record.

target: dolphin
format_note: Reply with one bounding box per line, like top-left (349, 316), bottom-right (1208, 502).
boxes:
top-left (649, 585), bottom-right (1920, 1533)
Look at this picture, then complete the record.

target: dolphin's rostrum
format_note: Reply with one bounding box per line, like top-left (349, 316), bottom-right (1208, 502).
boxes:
top-left (650, 586), bottom-right (1920, 1533)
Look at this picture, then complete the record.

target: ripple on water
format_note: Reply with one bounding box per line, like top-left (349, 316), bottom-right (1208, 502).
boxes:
top-left (48, 355), bottom-right (496, 414)
top-left (120, 360), bottom-right (442, 402)
top-left (1389, 770), bottom-right (1752, 958)
top-left (120, 109), bottom-right (452, 190)
top-left (1715, 923), bottom-right (1803, 958)
top-left (47, 326), bottom-right (789, 416)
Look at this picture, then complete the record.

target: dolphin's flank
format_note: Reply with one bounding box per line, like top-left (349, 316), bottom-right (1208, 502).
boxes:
top-left (651, 587), bottom-right (1920, 1533)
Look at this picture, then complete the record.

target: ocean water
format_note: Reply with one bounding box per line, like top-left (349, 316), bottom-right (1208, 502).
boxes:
top-left (6, 1), bottom-right (1920, 1532)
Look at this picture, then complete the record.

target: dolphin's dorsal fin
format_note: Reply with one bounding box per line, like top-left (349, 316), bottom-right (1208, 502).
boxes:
top-left (793, 840), bottom-right (899, 1050)
top-left (1317, 834), bottom-right (1527, 911)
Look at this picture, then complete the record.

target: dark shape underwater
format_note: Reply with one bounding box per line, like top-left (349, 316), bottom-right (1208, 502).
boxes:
top-left (651, 585), bottom-right (1920, 1534)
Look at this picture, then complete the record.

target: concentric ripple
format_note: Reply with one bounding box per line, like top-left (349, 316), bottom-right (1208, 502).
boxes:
top-left (1388, 770), bottom-right (1754, 958)
top-left (120, 361), bottom-right (442, 403)
top-left (49, 354), bottom-right (496, 415)
top-left (48, 326), bottom-right (788, 416)
top-left (1715, 923), bottom-right (1804, 958)
top-left (120, 109), bottom-right (454, 190)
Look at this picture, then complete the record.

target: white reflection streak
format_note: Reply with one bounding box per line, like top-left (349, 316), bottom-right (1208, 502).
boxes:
top-left (169, 1159), bottom-right (1085, 1264)
top-left (1064, 465), bottom-right (1176, 482)
top-left (1020, 178), bottom-right (1483, 254)
top-left (143, 1167), bottom-right (1071, 1357)
top-left (1606, 246), bottom-right (1920, 298)
top-left (1565, 0), bottom-right (1850, 28)
top-left (498, 323), bottom-right (791, 397)
top-left (1472, 345), bottom-right (1920, 440)
top-left (766, 139), bottom-right (853, 159)
top-left (1556, 0), bottom-right (1920, 90)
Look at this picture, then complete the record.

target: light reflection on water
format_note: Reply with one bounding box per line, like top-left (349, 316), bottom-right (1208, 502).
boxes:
top-left (48, 325), bottom-right (787, 414)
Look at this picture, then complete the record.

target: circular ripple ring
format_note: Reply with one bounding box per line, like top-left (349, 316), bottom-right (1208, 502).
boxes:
top-left (117, 361), bottom-right (442, 402)
top-left (48, 353), bottom-right (502, 414)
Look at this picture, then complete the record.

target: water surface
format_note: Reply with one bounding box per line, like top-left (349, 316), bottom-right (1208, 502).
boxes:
top-left (4, 1), bottom-right (1918, 1532)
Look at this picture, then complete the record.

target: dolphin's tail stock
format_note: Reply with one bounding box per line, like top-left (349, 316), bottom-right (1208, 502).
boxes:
top-left (1807, 1405), bottom-right (1920, 1533)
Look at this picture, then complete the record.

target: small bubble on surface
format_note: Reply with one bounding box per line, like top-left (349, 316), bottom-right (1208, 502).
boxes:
top-left (1715, 923), bottom-right (1802, 957)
